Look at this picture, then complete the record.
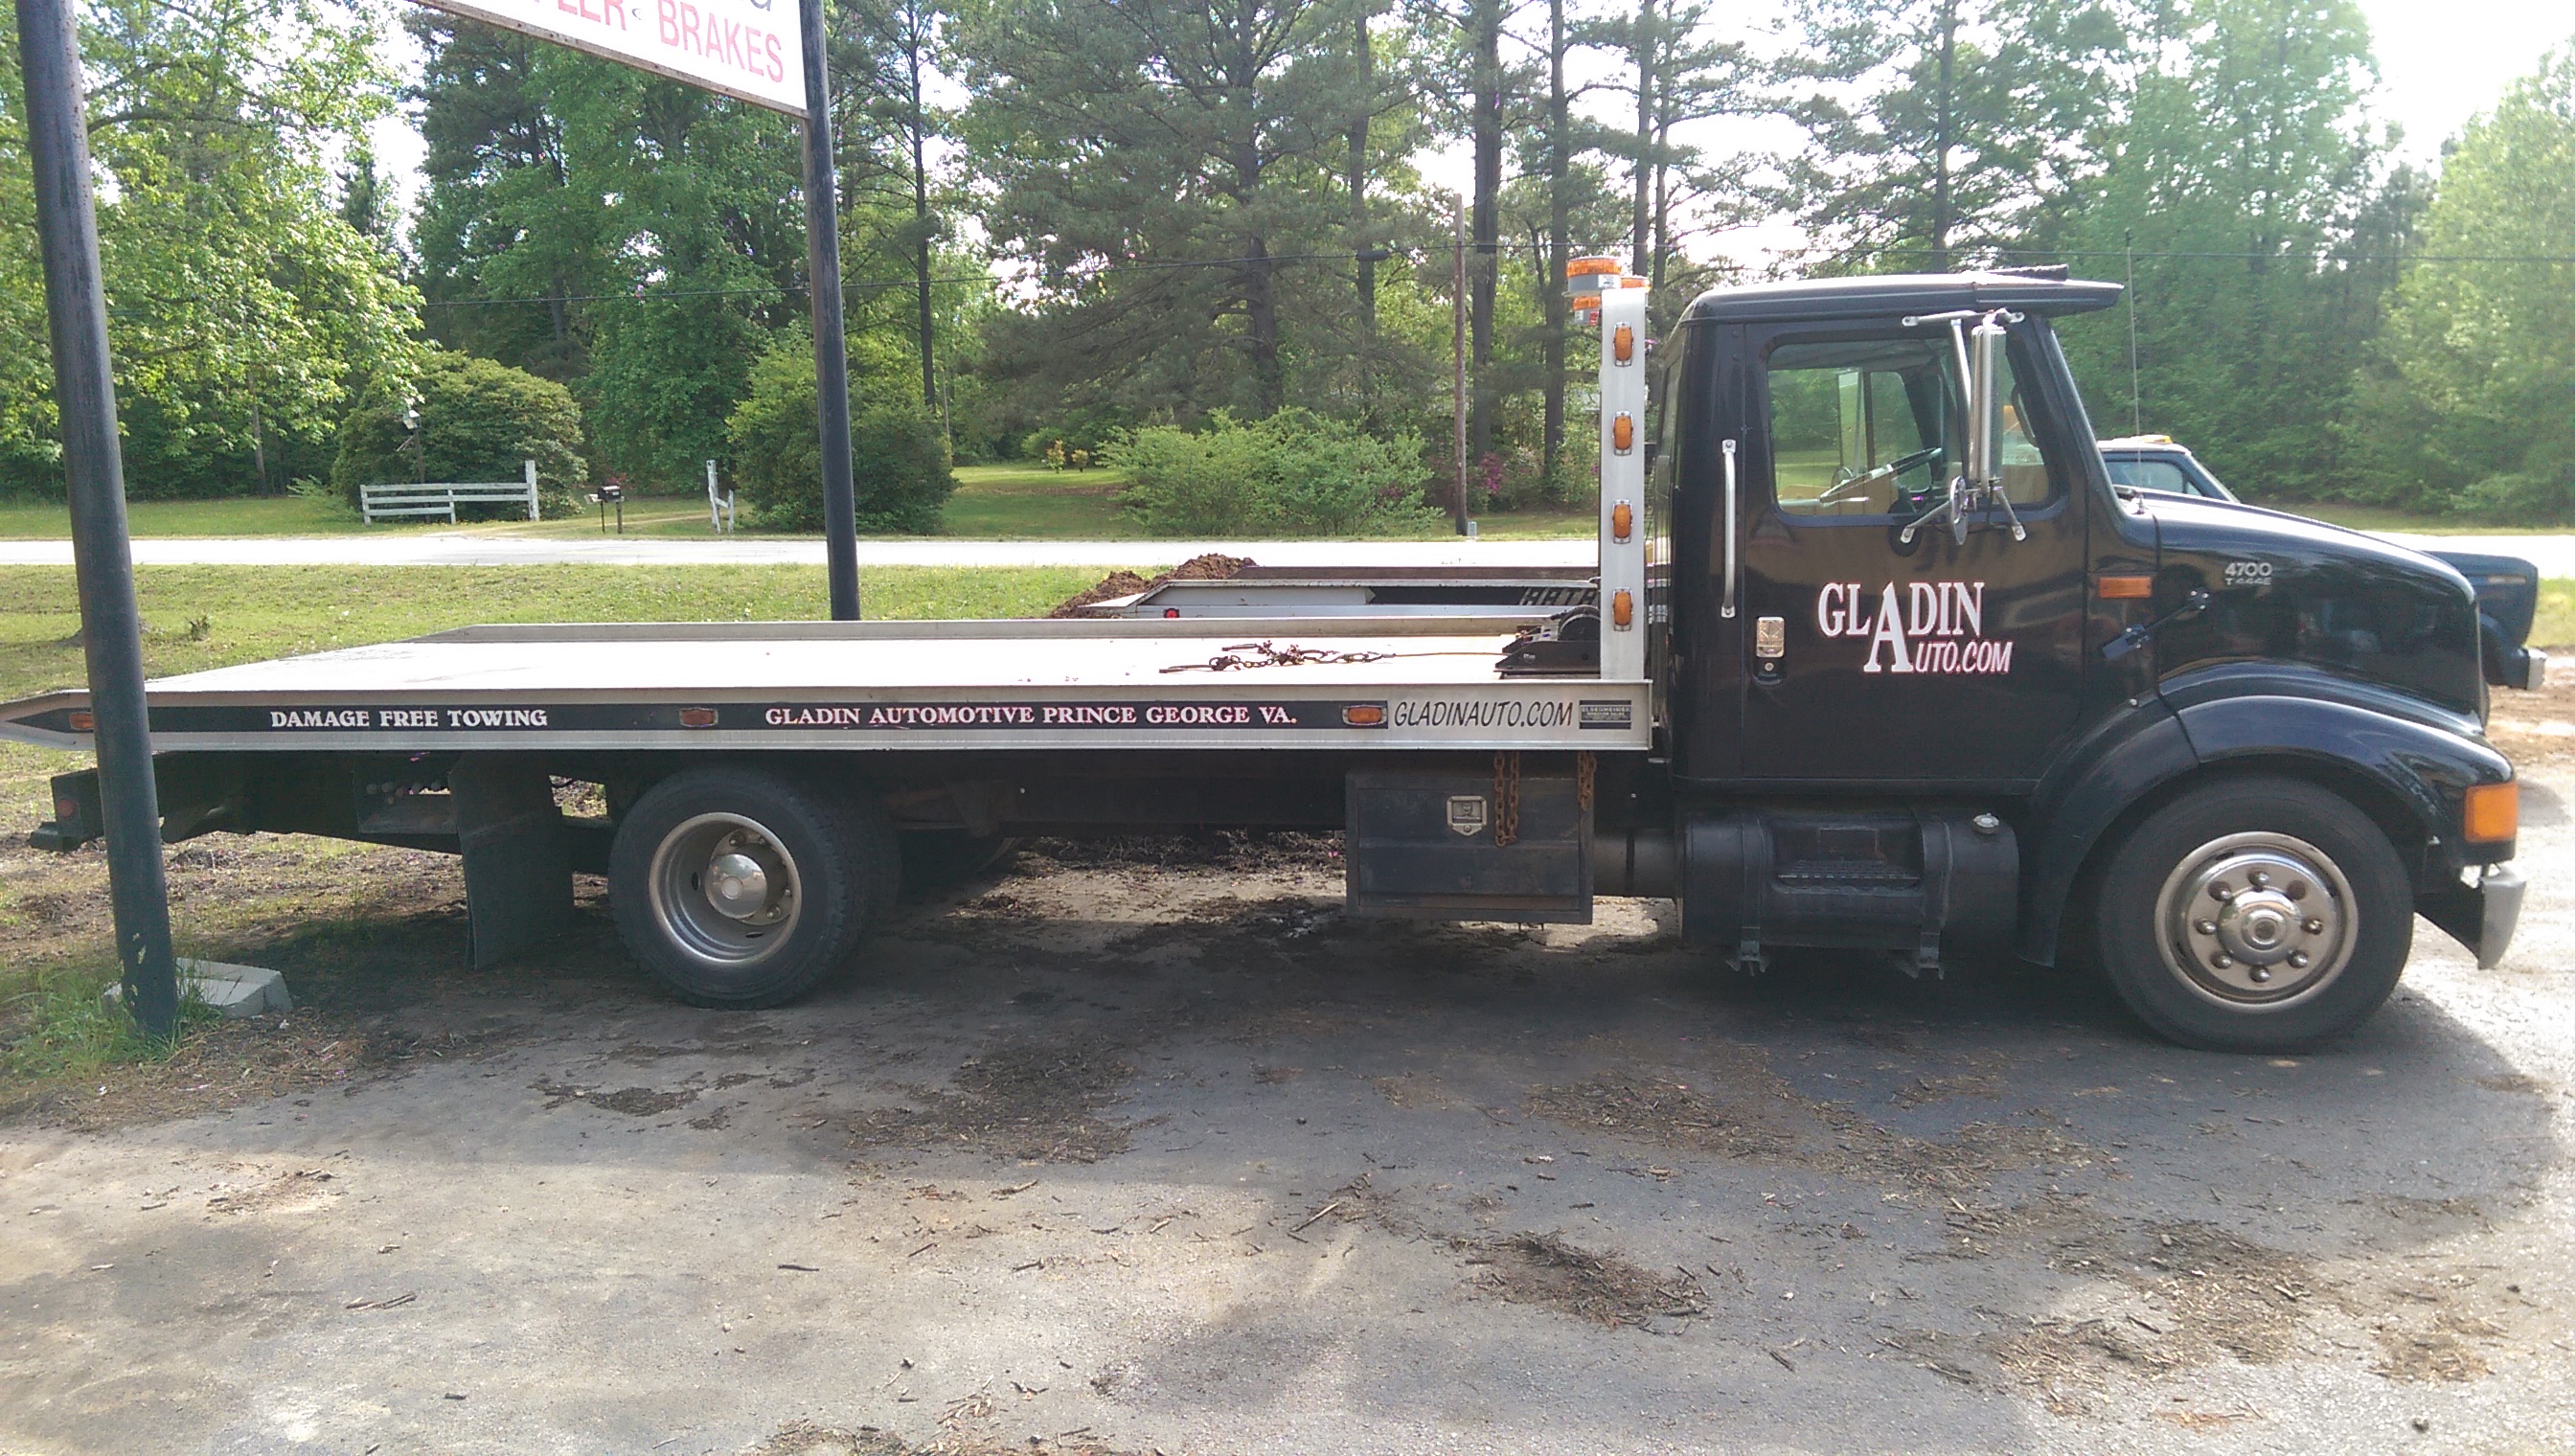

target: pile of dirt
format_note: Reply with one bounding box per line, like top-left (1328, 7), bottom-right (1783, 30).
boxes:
top-left (849, 1035), bottom-right (1139, 1163)
top-left (1047, 554), bottom-right (1254, 617)
top-left (1462, 1230), bottom-right (1708, 1327)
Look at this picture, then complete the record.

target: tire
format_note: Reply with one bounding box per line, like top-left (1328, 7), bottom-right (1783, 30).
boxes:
top-left (2092, 776), bottom-right (2412, 1052)
top-left (608, 767), bottom-right (895, 1008)
top-left (899, 830), bottom-right (1017, 897)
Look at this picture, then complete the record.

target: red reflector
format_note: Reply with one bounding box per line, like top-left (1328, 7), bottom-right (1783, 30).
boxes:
top-left (68, 710), bottom-right (94, 732)
top-left (1164, 607), bottom-right (1181, 619)
top-left (678, 707), bottom-right (718, 729)
top-left (56, 798), bottom-right (79, 819)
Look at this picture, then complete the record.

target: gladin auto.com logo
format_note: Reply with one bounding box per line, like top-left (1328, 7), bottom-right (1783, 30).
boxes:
top-left (1814, 581), bottom-right (2016, 675)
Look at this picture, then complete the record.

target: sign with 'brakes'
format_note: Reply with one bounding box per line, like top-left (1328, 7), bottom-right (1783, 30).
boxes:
top-left (415, 0), bottom-right (804, 116)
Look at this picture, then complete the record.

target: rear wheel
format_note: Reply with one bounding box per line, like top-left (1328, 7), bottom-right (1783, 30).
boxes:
top-left (609, 768), bottom-right (893, 1007)
top-left (2093, 776), bottom-right (2411, 1052)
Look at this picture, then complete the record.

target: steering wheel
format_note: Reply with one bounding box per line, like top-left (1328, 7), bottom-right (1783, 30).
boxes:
top-left (1815, 444), bottom-right (1945, 505)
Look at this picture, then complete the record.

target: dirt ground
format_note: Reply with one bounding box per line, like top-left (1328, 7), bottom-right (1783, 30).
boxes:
top-left (3, 704), bottom-right (2573, 1451)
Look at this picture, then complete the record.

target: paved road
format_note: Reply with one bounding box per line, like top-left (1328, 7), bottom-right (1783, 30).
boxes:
top-left (1, 531), bottom-right (2569, 573)
top-left (0, 536), bottom-right (1596, 569)
top-left (3, 771), bottom-right (2569, 1453)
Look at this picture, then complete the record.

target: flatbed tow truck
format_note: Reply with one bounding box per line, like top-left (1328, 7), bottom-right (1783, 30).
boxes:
top-left (4, 265), bottom-right (2536, 1052)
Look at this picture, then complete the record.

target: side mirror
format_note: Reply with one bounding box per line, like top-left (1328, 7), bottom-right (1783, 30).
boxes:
top-left (1967, 316), bottom-right (2005, 492)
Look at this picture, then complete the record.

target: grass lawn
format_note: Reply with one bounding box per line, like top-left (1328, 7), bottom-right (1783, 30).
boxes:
top-left (0, 464), bottom-right (1605, 541)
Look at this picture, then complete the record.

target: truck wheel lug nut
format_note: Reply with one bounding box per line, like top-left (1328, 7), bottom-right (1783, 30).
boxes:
top-left (2249, 966), bottom-right (2272, 983)
top-left (2287, 952), bottom-right (2309, 969)
top-left (2195, 920), bottom-right (2218, 935)
top-left (2303, 917), bottom-right (2324, 933)
top-left (2248, 871), bottom-right (2269, 888)
top-left (2209, 882), bottom-right (2231, 900)
top-left (2211, 953), bottom-right (2233, 969)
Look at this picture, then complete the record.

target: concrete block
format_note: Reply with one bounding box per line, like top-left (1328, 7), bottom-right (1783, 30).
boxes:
top-left (102, 960), bottom-right (291, 1020)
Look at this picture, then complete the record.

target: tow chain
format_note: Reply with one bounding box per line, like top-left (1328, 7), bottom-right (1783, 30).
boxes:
top-left (1492, 751), bottom-right (1521, 848)
top-left (1160, 641), bottom-right (1396, 673)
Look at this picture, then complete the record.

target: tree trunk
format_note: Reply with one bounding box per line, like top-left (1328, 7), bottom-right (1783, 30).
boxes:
top-left (1932, 0), bottom-right (1955, 271)
top-left (1349, 7), bottom-right (1374, 333)
top-left (907, 11), bottom-right (938, 412)
top-left (1629, 0), bottom-right (1655, 277)
top-left (1542, 0), bottom-right (1569, 486)
top-left (1469, 0), bottom-right (1503, 468)
top-left (1230, 0), bottom-right (1282, 416)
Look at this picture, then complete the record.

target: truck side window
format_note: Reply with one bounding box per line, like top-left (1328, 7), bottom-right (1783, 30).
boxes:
top-left (1766, 334), bottom-right (2061, 519)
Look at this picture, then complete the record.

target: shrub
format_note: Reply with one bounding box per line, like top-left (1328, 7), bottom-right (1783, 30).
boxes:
top-left (725, 344), bottom-right (954, 533)
top-left (331, 352), bottom-right (587, 515)
top-left (1114, 408), bottom-right (1437, 536)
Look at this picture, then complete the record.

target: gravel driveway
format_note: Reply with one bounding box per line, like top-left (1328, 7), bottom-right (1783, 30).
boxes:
top-left (3, 784), bottom-right (2569, 1454)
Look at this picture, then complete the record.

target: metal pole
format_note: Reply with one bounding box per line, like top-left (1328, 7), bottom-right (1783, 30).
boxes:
top-left (2125, 229), bottom-right (2142, 437)
top-left (799, 0), bottom-right (860, 620)
top-left (17, 0), bottom-right (179, 1037)
top-left (1452, 206), bottom-right (1469, 535)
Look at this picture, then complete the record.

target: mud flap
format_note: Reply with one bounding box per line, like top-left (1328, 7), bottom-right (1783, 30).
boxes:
top-left (450, 755), bottom-right (572, 967)
top-left (2419, 863), bottom-right (2525, 970)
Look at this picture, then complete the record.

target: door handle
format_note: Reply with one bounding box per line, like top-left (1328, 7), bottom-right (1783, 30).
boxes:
top-left (1721, 438), bottom-right (1740, 620)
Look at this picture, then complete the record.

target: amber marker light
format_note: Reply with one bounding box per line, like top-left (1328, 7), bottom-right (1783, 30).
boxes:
top-left (1611, 501), bottom-right (1633, 542)
top-left (1613, 323), bottom-right (1635, 363)
top-left (2097, 575), bottom-right (2153, 600)
top-left (1342, 704), bottom-right (1386, 727)
top-left (1611, 590), bottom-right (1634, 628)
top-left (68, 710), bottom-right (94, 732)
top-left (679, 707), bottom-right (718, 728)
top-left (1612, 413), bottom-right (1634, 453)
top-left (2463, 782), bottom-right (2518, 843)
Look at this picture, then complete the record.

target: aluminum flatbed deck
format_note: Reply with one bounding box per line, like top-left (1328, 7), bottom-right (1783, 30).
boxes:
top-left (0, 615), bottom-right (1651, 755)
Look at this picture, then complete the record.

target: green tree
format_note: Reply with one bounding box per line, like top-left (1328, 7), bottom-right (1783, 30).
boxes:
top-left (1779, 0), bottom-right (2127, 271)
top-left (0, 0), bottom-right (419, 499)
top-left (955, 0), bottom-right (1411, 421)
top-left (2047, 0), bottom-right (2404, 500)
top-left (331, 350), bottom-right (588, 512)
top-left (2353, 48), bottom-right (2575, 519)
top-left (726, 333), bottom-right (955, 531)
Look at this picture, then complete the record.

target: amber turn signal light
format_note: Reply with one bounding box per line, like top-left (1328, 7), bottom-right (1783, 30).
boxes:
top-left (1611, 589), bottom-right (1634, 628)
top-left (1611, 500), bottom-right (1633, 542)
top-left (1613, 323), bottom-right (1634, 364)
top-left (2463, 781), bottom-right (2518, 843)
top-left (2097, 575), bottom-right (2153, 600)
top-left (1612, 413), bottom-right (1634, 453)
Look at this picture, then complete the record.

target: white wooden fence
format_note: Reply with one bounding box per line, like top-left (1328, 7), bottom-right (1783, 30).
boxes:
top-left (360, 461), bottom-right (541, 524)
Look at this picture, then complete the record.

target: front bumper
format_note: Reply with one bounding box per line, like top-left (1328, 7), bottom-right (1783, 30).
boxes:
top-left (2422, 863), bottom-right (2526, 969)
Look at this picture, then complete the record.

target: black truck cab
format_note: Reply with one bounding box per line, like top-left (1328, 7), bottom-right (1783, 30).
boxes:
top-left (1639, 271), bottom-right (2522, 1048)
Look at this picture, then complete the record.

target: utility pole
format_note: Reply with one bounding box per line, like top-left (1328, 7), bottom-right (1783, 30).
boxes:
top-left (1452, 206), bottom-right (1470, 535)
top-left (17, 0), bottom-right (179, 1036)
top-left (799, 0), bottom-right (861, 620)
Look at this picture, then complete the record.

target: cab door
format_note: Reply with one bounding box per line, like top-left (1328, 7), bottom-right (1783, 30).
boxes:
top-left (1727, 318), bottom-right (2089, 788)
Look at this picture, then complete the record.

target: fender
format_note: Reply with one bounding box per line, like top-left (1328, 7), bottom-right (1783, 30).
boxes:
top-left (2016, 699), bottom-right (2198, 965)
top-left (2174, 693), bottom-right (2512, 877)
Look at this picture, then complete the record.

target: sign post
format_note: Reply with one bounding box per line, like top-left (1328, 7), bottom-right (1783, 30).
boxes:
top-left (16, 0), bottom-right (181, 1036)
top-left (416, 0), bottom-right (860, 617)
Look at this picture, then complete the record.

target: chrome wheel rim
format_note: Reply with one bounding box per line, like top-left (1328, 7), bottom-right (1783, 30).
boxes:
top-left (649, 812), bottom-right (803, 967)
top-left (2153, 830), bottom-right (2356, 1011)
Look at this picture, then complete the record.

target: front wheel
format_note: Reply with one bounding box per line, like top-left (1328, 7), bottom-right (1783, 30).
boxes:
top-left (2093, 776), bottom-right (2412, 1052)
top-left (608, 768), bottom-right (893, 1007)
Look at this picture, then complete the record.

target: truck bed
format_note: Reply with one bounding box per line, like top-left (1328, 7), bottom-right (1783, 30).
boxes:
top-left (0, 615), bottom-right (1651, 754)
